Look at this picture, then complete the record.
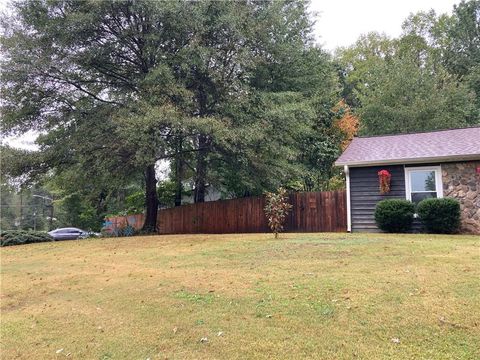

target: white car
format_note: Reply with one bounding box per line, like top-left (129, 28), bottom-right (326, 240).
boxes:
top-left (48, 227), bottom-right (88, 240)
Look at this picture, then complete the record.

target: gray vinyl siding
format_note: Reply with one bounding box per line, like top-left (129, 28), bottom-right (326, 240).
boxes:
top-left (349, 165), bottom-right (406, 232)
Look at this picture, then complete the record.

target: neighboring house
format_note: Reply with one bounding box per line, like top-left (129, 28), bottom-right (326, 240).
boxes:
top-left (335, 126), bottom-right (480, 234)
top-left (181, 184), bottom-right (223, 204)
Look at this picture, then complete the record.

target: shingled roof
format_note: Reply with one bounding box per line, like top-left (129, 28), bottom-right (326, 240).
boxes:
top-left (335, 126), bottom-right (480, 166)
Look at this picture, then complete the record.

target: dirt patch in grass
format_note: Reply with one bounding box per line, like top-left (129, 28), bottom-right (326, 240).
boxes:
top-left (1, 233), bottom-right (479, 359)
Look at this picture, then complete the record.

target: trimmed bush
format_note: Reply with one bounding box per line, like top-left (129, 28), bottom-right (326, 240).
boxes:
top-left (374, 199), bottom-right (415, 233)
top-left (417, 198), bottom-right (461, 234)
top-left (0, 230), bottom-right (54, 247)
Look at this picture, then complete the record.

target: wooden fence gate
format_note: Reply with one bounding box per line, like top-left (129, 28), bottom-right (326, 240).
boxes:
top-left (105, 190), bottom-right (347, 234)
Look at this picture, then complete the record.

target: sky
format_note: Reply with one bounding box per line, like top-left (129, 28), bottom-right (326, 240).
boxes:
top-left (311, 0), bottom-right (459, 52)
top-left (1, 0), bottom-right (460, 150)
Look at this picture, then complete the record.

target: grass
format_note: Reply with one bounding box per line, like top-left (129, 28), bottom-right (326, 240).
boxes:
top-left (1, 232), bottom-right (479, 359)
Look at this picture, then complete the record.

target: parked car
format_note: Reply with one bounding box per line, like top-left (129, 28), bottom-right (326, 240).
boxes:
top-left (48, 227), bottom-right (88, 240)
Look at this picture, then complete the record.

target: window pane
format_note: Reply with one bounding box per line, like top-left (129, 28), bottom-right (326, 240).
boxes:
top-left (412, 192), bottom-right (437, 204)
top-left (410, 171), bottom-right (436, 192)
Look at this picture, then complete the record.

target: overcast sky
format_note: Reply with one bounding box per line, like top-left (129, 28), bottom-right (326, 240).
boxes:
top-left (1, 0), bottom-right (460, 150)
top-left (311, 0), bottom-right (459, 51)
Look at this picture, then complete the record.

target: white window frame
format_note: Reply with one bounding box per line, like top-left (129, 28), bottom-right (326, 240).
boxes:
top-left (404, 165), bottom-right (443, 202)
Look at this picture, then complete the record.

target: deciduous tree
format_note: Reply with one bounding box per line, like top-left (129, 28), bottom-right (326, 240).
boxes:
top-left (1, 0), bottom-right (343, 232)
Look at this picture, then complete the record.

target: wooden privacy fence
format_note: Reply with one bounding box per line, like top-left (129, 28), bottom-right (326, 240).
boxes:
top-left (104, 190), bottom-right (347, 234)
top-left (102, 214), bottom-right (145, 235)
top-left (287, 191), bottom-right (347, 233)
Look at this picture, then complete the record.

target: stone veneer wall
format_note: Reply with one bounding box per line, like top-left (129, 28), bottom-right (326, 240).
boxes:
top-left (442, 161), bottom-right (480, 234)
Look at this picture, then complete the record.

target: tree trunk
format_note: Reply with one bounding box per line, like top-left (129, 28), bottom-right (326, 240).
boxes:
top-left (174, 137), bottom-right (183, 207)
top-left (142, 164), bottom-right (159, 232)
top-left (194, 134), bottom-right (208, 203)
top-left (194, 81), bottom-right (209, 204)
top-left (118, 188), bottom-right (126, 210)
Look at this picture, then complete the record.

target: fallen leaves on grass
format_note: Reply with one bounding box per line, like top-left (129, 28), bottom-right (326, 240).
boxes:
top-left (439, 316), bottom-right (470, 329)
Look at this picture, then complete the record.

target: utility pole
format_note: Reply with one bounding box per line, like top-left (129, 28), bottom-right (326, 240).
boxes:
top-left (49, 204), bottom-right (54, 230)
top-left (19, 192), bottom-right (23, 229)
top-left (32, 195), bottom-right (54, 231)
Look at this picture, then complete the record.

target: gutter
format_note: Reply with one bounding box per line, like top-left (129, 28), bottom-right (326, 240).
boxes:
top-left (344, 165), bottom-right (351, 232)
top-left (335, 154), bottom-right (480, 167)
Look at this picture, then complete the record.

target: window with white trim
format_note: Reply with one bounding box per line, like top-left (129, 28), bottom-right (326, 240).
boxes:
top-left (405, 166), bottom-right (443, 205)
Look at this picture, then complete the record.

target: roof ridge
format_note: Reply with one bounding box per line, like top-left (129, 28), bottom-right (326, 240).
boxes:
top-left (356, 124), bottom-right (480, 139)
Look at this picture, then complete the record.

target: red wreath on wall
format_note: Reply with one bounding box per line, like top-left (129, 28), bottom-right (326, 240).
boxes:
top-left (378, 169), bottom-right (392, 194)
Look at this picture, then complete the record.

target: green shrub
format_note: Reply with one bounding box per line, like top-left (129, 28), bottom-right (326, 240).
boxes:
top-left (374, 199), bottom-right (415, 233)
top-left (417, 198), bottom-right (461, 234)
top-left (119, 224), bottom-right (136, 237)
top-left (0, 230), bottom-right (54, 247)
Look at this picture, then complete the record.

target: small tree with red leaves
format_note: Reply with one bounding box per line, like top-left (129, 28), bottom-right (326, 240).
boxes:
top-left (264, 188), bottom-right (292, 239)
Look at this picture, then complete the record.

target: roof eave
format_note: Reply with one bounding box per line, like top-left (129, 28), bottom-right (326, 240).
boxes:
top-left (335, 154), bottom-right (480, 167)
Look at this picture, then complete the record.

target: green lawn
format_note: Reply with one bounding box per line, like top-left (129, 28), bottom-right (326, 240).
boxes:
top-left (1, 233), bottom-right (479, 359)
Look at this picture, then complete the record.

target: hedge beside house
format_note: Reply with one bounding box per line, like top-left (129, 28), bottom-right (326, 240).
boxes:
top-left (417, 198), bottom-right (461, 234)
top-left (374, 199), bottom-right (415, 233)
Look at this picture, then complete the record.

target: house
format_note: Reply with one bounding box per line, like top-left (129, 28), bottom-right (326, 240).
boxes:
top-left (335, 126), bottom-right (480, 234)
top-left (181, 184), bottom-right (223, 204)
